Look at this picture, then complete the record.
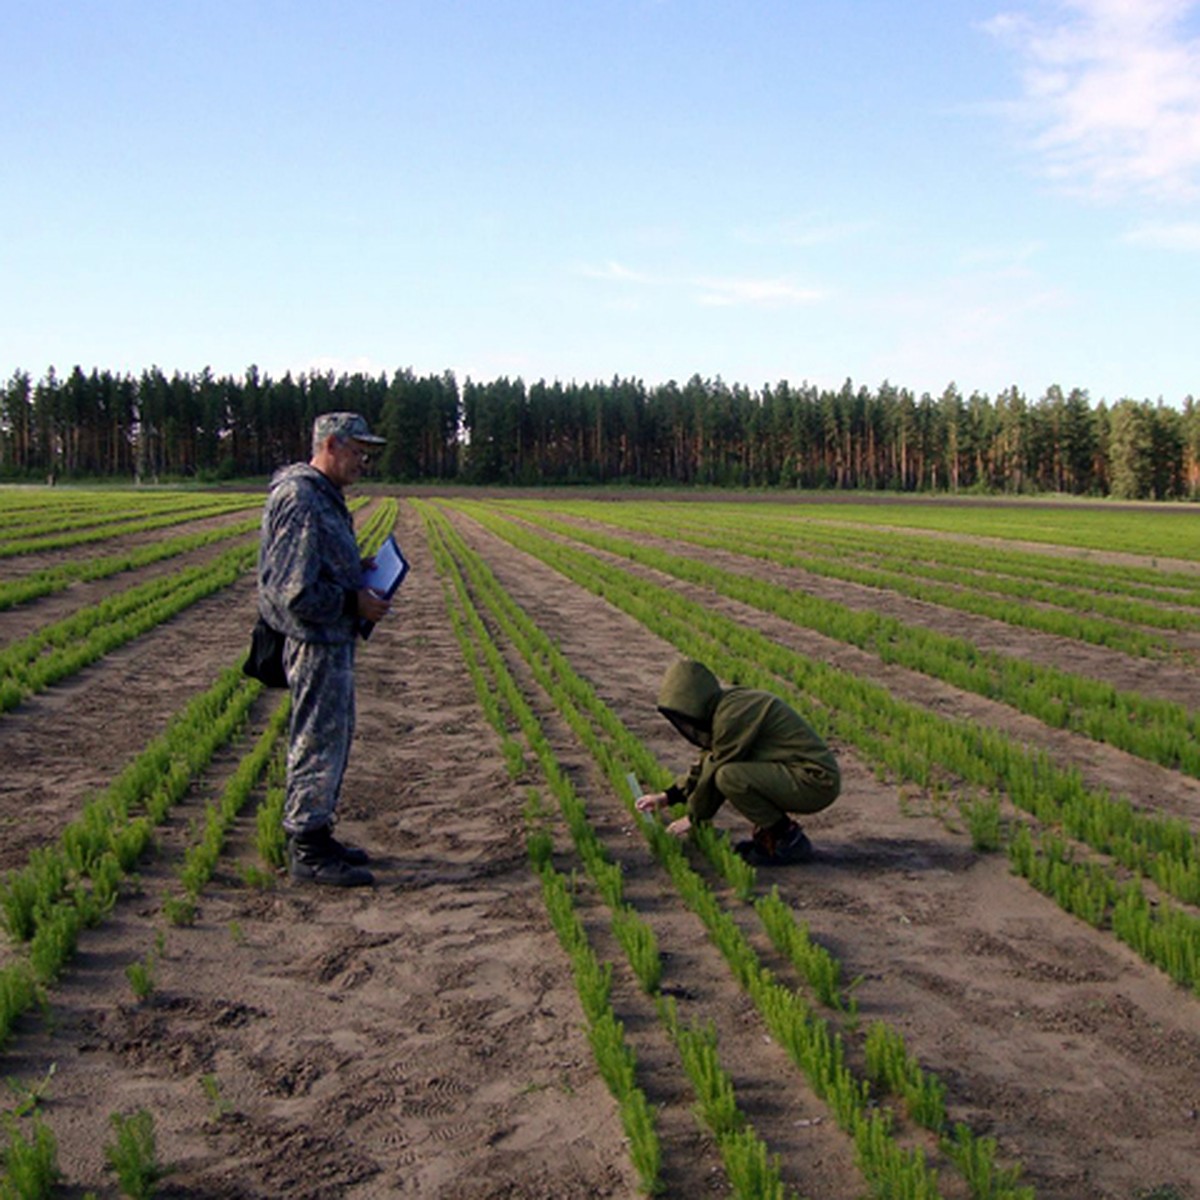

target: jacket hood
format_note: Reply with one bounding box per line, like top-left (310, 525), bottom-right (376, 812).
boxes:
top-left (657, 659), bottom-right (721, 726)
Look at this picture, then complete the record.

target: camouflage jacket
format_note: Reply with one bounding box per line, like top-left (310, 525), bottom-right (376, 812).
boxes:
top-left (257, 464), bottom-right (362, 644)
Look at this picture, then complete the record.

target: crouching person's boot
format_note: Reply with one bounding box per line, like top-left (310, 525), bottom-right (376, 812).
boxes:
top-left (288, 825), bottom-right (375, 887)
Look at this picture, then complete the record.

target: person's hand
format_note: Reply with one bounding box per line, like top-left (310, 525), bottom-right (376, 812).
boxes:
top-left (666, 815), bottom-right (692, 839)
top-left (357, 587), bottom-right (391, 624)
top-left (635, 791), bottom-right (669, 815)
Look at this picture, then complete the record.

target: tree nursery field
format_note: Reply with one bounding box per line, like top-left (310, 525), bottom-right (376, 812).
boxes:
top-left (0, 484), bottom-right (1198, 1199)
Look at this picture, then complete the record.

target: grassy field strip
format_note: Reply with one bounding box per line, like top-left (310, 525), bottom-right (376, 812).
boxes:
top-left (0, 515), bottom-right (262, 611)
top-left (735, 503), bottom-right (1200, 562)
top-left (562, 501), bottom-right (1200, 627)
top-left (447, 500), bottom-right (1200, 994)
top-left (422, 502), bottom-right (1037, 1200)
top-left (0, 494), bottom-right (262, 558)
top-left (487, 503), bottom-right (1200, 780)
top-left (498, 501), bottom-right (1172, 659)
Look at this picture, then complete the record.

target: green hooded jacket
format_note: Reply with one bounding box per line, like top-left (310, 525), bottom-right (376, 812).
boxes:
top-left (658, 660), bottom-right (839, 822)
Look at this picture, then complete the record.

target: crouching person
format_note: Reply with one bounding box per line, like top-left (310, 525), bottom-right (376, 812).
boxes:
top-left (636, 659), bottom-right (840, 865)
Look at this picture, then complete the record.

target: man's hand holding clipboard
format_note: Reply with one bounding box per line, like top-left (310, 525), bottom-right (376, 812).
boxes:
top-left (358, 534), bottom-right (409, 639)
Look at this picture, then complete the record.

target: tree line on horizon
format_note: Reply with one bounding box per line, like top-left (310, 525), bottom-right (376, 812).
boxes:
top-left (2, 364), bottom-right (1198, 500)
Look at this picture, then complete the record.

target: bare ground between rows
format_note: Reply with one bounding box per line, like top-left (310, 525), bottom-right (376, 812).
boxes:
top-left (0, 501), bottom-right (638, 1197)
top-left (443, 503), bottom-right (1200, 1200)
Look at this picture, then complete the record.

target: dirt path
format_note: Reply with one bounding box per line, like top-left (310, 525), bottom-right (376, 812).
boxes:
top-left (0, 493), bottom-right (1196, 1198)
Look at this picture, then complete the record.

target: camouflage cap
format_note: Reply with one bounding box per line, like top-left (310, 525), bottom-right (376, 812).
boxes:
top-left (312, 411), bottom-right (386, 446)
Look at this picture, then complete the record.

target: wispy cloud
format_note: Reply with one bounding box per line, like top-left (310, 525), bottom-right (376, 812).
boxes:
top-left (985, 0), bottom-right (1200, 200)
top-left (732, 215), bottom-right (875, 248)
top-left (579, 260), bottom-right (663, 285)
top-left (692, 277), bottom-right (823, 307)
top-left (1122, 219), bottom-right (1200, 248)
top-left (580, 260), bottom-right (821, 308)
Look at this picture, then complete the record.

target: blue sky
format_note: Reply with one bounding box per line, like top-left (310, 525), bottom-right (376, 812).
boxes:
top-left (3, 0), bottom-right (1199, 404)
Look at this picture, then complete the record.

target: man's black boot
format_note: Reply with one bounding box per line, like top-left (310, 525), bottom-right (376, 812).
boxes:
top-left (327, 828), bottom-right (370, 866)
top-left (289, 826), bottom-right (374, 887)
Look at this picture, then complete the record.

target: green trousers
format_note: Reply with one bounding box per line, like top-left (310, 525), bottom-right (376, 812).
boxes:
top-left (713, 760), bottom-right (839, 828)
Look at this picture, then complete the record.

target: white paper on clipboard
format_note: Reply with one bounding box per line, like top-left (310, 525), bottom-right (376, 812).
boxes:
top-left (362, 534), bottom-right (409, 600)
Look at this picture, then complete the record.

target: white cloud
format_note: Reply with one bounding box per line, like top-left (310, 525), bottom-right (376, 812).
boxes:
top-left (985, 0), bottom-right (1200, 200)
top-left (579, 260), bottom-right (662, 285)
top-left (581, 259), bottom-right (821, 307)
top-left (692, 277), bottom-right (823, 307)
top-left (732, 215), bottom-right (875, 248)
top-left (1122, 219), bottom-right (1200, 247)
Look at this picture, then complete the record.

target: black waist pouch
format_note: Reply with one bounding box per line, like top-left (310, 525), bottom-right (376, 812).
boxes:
top-left (243, 617), bottom-right (288, 688)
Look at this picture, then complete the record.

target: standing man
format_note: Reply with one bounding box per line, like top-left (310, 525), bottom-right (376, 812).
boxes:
top-left (258, 411), bottom-right (392, 887)
top-left (636, 659), bottom-right (840, 865)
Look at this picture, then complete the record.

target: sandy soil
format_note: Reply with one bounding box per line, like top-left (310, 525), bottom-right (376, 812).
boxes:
top-left (0, 492), bottom-right (1197, 1199)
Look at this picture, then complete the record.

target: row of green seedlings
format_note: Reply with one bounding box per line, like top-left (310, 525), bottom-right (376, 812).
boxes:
top-left (154, 492), bottom-right (398, 922)
top-left (1007, 828), bottom-right (1199, 991)
top-left (504, 499), bottom-right (1170, 659)
top-left (489, 502), bottom-right (1200, 776)
top-left (584, 499), bottom-right (1200, 633)
top-left (428, 520), bottom-right (665, 1194)
top-left (0, 493), bottom-right (262, 559)
top-left (1, 1054), bottom-right (236, 1198)
top-left (668, 500), bottom-right (1200, 606)
top-left (0, 499), bottom-right (393, 1187)
top-left (0, 513), bottom-right (263, 612)
top-left (2, 1103), bottom-right (167, 1200)
top-left (159, 698), bottom-right (291, 926)
top-left (428, 506), bottom-right (801, 1198)
top-left (0, 489), bottom-right (252, 541)
top-left (0, 668), bottom-right (264, 1049)
top-left (749, 499), bottom-right (1200, 561)
top-left (0, 494), bottom-right (381, 716)
top-left (5, 658), bottom-right (320, 1192)
top-left (459, 501), bottom-right (1200, 993)
top-left (0, 542), bottom-right (256, 714)
top-left (427, 503), bottom-right (1033, 1200)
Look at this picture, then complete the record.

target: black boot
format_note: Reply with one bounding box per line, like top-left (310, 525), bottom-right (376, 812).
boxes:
top-left (289, 826), bottom-right (375, 887)
top-left (735, 818), bottom-right (813, 866)
top-left (327, 829), bottom-right (370, 866)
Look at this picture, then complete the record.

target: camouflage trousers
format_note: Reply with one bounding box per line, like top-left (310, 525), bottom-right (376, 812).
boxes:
top-left (282, 638), bottom-right (357, 835)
